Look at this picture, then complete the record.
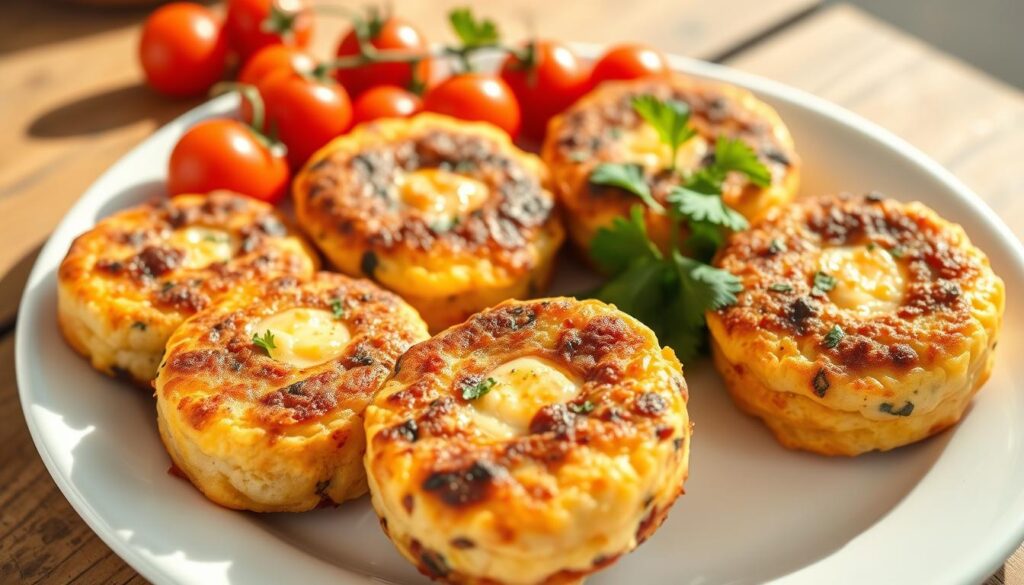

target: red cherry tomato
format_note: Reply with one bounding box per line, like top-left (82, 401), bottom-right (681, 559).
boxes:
top-left (590, 43), bottom-right (670, 88)
top-left (168, 119), bottom-right (289, 203)
top-left (251, 71), bottom-right (353, 168)
top-left (422, 74), bottom-right (521, 137)
top-left (138, 3), bottom-right (228, 98)
top-left (238, 45), bottom-right (315, 86)
top-left (500, 40), bottom-right (590, 141)
top-left (225, 0), bottom-right (313, 61)
top-left (352, 86), bottom-right (422, 125)
top-left (334, 16), bottom-right (432, 96)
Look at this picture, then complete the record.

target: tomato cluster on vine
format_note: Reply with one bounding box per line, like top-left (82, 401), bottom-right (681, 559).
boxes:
top-left (139, 1), bottom-right (670, 204)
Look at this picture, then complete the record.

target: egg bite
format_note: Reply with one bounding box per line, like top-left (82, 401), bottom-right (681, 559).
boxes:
top-left (155, 272), bottom-right (429, 512)
top-left (364, 298), bottom-right (691, 584)
top-left (293, 113), bottom-right (565, 333)
top-left (542, 75), bottom-right (799, 255)
top-left (707, 193), bottom-right (1004, 456)
top-left (57, 192), bottom-right (318, 385)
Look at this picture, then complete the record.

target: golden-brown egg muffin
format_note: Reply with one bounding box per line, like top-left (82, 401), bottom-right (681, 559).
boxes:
top-left (707, 193), bottom-right (1004, 456)
top-left (542, 76), bottom-right (799, 255)
top-left (156, 272), bottom-right (429, 512)
top-left (58, 192), bottom-right (318, 386)
top-left (364, 298), bottom-right (691, 584)
top-left (293, 113), bottom-right (565, 333)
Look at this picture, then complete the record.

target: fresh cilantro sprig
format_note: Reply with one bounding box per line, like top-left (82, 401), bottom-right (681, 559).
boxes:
top-left (252, 330), bottom-right (276, 355)
top-left (585, 95), bottom-right (773, 361)
top-left (447, 8), bottom-right (500, 71)
top-left (589, 163), bottom-right (664, 213)
top-left (631, 96), bottom-right (696, 172)
top-left (589, 204), bottom-right (742, 362)
top-left (462, 377), bottom-right (497, 400)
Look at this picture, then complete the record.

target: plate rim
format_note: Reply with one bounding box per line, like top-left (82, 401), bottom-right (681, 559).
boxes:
top-left (16, 46), bottom-right (1024, 585)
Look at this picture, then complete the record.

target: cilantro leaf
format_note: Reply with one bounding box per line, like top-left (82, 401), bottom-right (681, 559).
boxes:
top-left (711, 137), bottom-right (771, 187)
top-left (631, 95), bottom-right (696, 171)
top-left (813, 271), bottom-right (837, 293)
top-left (667, 187), bottom-right (749, 232)
top-left (590, 205), bottom-right (661, 274)
top-left (330, 298), bottom-right (345, 319)
top-left (462, 377), bottom-right (497, 400)
top-left (676, 253), bottom-right (743, 312)
top-left (252, 330), bottom-right (276, 355)
top-left (568, 401), bottom-right (595, 415)
top-left (823, 324), bottom-right (844, 348)
top-left (659, 252), bottom-right (742, 361)
top-left (448, 8), bottom-right (499, 49)
top-left (591, 255), bottom-right (672, 328)
top-left (589, 163), bottom-right (663, 213)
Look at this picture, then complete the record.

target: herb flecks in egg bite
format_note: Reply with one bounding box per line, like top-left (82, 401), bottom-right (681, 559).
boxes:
top-left (57, 192), bottom-right (318, 385)
top-left (708, 193), bottom-right (1005, 456)
top-left (364, 298), bottom-right (692, 584)
top-left (156, 272), bottom-right (429, 512)
top-left (294, 113), bottom-right (564, 333)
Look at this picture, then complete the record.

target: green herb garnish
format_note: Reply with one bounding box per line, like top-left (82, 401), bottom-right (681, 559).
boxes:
top-left (631, 95), bottom-right (696, 172)
top-left (812, 368), bottom-right (830, 397)
top-left (768, 239), bottom-right (786, 254)
top-left (769, 282), bottom-right (793, 293)
top-left (330, 298), bottom-right (345, 320)
top-left (462, 377), bottom-right (497, 400)
top-left (131, 321), bottom-right (147, 331)
top-left (823, 325), bottom-right (845, 349)
top-left (887, 245), bottom-right (906, 259)
top-left (813, 271), bottom-right (837, 293)
top-left (568, 401), bottom-right (596, 415)
top-left (667, 187), bottom-right (749, 232)
top-left (589, 163), bottom-right (663, 213)
top-left (879, 401), bottom-right (914, 416)
top-left (252, 330), bottom-right (276, 355)
top-left (448, 8), bottom-right (499, 49)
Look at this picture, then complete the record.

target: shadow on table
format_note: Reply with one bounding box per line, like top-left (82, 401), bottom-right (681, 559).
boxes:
top-left (28, 83), bottom-right (199, 139)
top-left (1, 0), bottom-right (213, 57)
top-left (0, 243), bottom-right (42, 332)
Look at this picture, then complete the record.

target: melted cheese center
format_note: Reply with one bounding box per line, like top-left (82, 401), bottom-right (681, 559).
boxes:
top-left (619, 124), bottom-right (708, 171)
top-left (468, 357), bottom-right (582, 439)
top-left (254, 308), bottom-right (351, 368)
top-left (395, 168), bottom-right (489, 223)
top-left (818, 245), bottom-right (907, 315)
top-left (169, 226), bottom-right (237, 269)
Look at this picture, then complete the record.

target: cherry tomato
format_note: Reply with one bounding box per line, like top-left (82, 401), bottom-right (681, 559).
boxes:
top-left (238, 45), bottom-right (315, 86)
top-left (226, 0), bottom-right (313, 61)
top-left (590, 43), bottom-right (670, 88)
top-left (250, 70), bottom-right (353, 168)
top-left (334, 16), bottom-right (432, 96)
top-left (352, 86), bottom-right (422, 125)
top-left (423, 74), bottom-right (521, 137)
top-left (168, 119), bottom-right (289, 203)
top-left (500, 40), bottom-right (590, 141)
top-left (138, 3), bottom-right (228, 98)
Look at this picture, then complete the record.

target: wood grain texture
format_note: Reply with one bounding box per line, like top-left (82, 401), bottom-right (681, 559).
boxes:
top-left (725, 6), bottom-right (1024, 584)
top-left (0, 0), bottom-right (818, 328)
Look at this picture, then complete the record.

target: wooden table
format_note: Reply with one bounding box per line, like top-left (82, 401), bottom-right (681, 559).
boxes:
top-left (1, 1), bottom-right (1021, 583)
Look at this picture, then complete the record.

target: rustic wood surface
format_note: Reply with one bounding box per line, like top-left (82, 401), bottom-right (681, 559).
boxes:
top-left (1, 1), bottom-right (1021, 583)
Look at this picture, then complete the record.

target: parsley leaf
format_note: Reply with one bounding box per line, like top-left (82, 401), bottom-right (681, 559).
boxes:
top-left (568, 401), bottom-right (595, 415)
top-left (589, 163), bottom-right (664, 213)
top-left (823, 324), bottom-right (845, 348)
top-left (667, 186), bottom-right (749, 232)
top-left (631, 95), bottom-right (696, 171)
top-left (769, 282), bottom-right (793, 293)
top-left (710, 137), bottom-right (772, 187)
top-left (879, 401), bottom-right (914, 416)
top-left (252, 330), bottom-right (276, 355)
top-left (330, 298), bottom-right (345, 320)
top-left (813, 271), bottom-right (837, 293)
top-left (448, 8), bottom-right (499, 49)
top-left (462, 377), bottom-right (497, 400)
top-left (590, 205), bottom-right (661, 274)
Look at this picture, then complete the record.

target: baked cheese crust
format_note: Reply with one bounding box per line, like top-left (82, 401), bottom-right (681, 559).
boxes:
top-left (156, 272), bottom-right (429, 512)
top-left (293, 113), bottom-right (565, 333)
top-left (542, 75), bottom-right (799, 256)
top-left (57, 192), bottom-right (318, 385)
top-left (707, 193), bottom-right (1004, 455)
top-left (364, 298), bottom-right (691, 584)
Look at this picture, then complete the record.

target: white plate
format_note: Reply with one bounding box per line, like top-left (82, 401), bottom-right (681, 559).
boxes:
top-left (16, 47), bottom-right (1024, 585)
